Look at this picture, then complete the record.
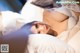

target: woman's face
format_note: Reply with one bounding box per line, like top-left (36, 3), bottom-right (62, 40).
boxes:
top-left (30, 22), bottom-right (50, 34)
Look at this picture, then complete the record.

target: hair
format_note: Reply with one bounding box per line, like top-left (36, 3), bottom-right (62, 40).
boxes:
top-left (19, 0), bottom-right (27, 5)
top-left (31, 0), bottom-right (62, 8)
top-left (76, 0), bottom-right (80, 5)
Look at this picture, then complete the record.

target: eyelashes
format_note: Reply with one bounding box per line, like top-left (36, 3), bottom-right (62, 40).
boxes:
top-left (38, 31), bottom-right (40, 34)
top-left (35, 24), bottom-right (38, 28)
top-left (34, 24), bottom-right (41, 34)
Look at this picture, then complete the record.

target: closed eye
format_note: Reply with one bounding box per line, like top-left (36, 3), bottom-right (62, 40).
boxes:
top-left (38, 31), bottom-right (40, 34)
top-left (35, 24), bottom-right (38, 28)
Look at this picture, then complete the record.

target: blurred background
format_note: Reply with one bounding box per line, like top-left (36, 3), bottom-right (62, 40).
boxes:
top-left (0, 0), bottom-right (79, 12)
top-left (0, 0), bottom-right (26, 12)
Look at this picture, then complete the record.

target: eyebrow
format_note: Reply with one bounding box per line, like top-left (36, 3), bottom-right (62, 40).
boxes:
top-left (35, 24), bottom-right (38, 28)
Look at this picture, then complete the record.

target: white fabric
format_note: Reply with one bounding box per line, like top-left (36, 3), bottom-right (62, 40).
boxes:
top-left (21, 2), bottom-right (44, 24)
top-left (66, 16), bottom-right (80, 53)
top-left (1, 11), bottom-right (21, 28)
top-left (52, 7), bottom-right (77, 40)
top-left (48, 7), bottom-right (77, 30)
top-left (69, 15), bottom-right (80, 36)
top-left (68, 30), bottom-right (80, 53)
top-left (60, 2), bottom-right (80, 53)
top-left (21, 4), bottom-right (78, 53)
top-left (61, 0), bottom-right (80, 12)
top-left (54, 7), bottom-right (77, 29)
top-left (1, 11), bottom-right (25, 35)
top-left (56, 16), bottom-right (77, 42)
top-left (1, 1), bottom-right (44, 34)
top-left (68, 16), bottom-right (77, 30)
top-left (53, 7), bottom-right (78, 29)
top-left (69, 10), bottom-right (78, 21)
top-left (56, 17), bottom-right (77, 42)
top-left (0, 1), bottom-right (79, 53)
top-left (25, 34), bottom-right (75, 53)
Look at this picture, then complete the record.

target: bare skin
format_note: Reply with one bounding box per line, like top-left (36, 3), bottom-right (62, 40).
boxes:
top-left (30, 22), bottom-right (50, 34)
top-left (29, 9), bottom-right (69, 36)
top-left (43, 10), bottom-right (69, 36)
